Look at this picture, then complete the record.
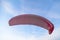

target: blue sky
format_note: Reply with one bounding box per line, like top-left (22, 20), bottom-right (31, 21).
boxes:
top-left (0, 0), bottom-right (60, 40)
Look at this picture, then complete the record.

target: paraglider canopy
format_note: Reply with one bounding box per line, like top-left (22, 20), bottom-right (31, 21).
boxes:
top-left (9, 14), bottom-right (54, 34)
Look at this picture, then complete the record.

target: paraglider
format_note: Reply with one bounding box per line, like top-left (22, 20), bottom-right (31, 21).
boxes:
top-left (9, 14), bottom-right (54, 34)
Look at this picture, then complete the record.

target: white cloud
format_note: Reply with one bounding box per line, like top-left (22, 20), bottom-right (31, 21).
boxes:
top-left (28, 27), bottom-right (60, 40)
top-left (47, 12), bottom-right (60, 19)
top-left (2, 1), bottom-right (13, 13)
top-left (1, 1), bottom-right (49, 17)
top-left (2, 1), bottom-right (22, 16)
top-left (47, 2), bottom-right (60, 19)
top-left (0, 17), bottom-right (60, 40)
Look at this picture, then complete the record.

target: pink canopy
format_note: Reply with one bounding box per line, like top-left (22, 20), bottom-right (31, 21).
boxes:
top-left (9, 14), bottom-right (54, 34)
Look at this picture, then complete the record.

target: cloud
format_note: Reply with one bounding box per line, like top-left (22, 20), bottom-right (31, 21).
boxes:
top-left (2, 1), bottom-right (22, 16)
top-left (0, 18), bottom-right (59, 39)
top-left (27, 27), bottom-right (60, 40)
top-left (47, 12), bottom-right (60, 19)
top-left (0, 19), bottom-right (26, 40)
top-left (47, 2), bottom-right (60, 19)
top-left (1, 0), bottom-right (50, 17)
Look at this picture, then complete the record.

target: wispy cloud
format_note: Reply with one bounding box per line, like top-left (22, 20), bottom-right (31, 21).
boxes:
top-left (0, 21), bottom-right (59, 40)
top-left (47, 2), bottom-right (60, 19)
top-left (47, 12), bottom-right (60, 19)
top-left (2, 1), bottom-right (22, 16)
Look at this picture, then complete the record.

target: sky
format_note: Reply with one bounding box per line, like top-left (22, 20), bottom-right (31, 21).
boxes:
top-left (0, 0), bottom-right (60, 40)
